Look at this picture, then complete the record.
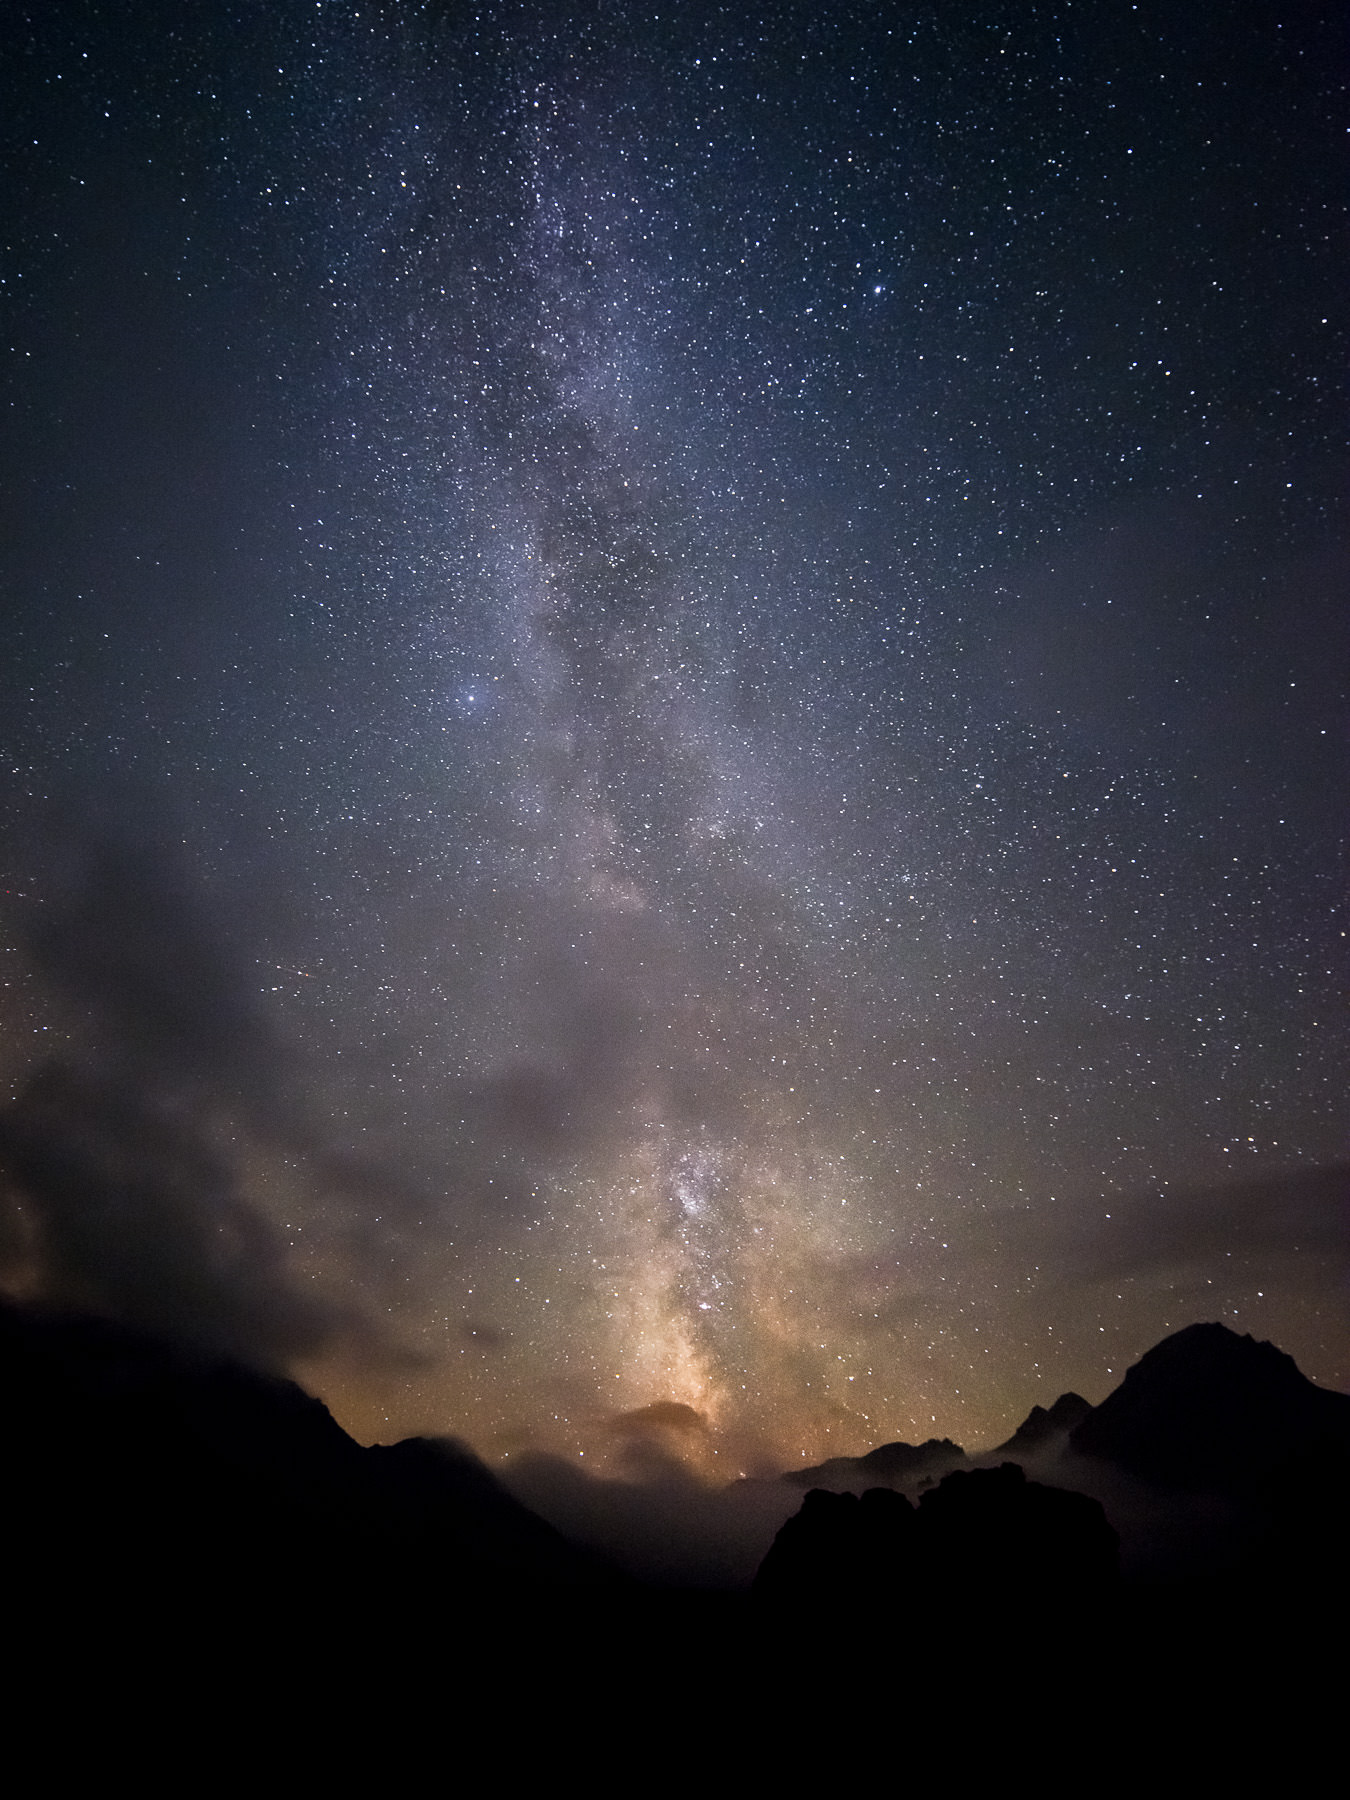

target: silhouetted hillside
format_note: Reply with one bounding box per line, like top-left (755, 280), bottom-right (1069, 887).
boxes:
top-left (1069, 1320), bottom-right (1350, 1492)
top-left (8, 1296), bottom-right (1348, 1670)
top-left (754, 1321), bottom-right (1350, 1637)
top-left (755, 1463), bottom-right (1117, 1611)
top-left (782, 1435), bottom-right (966, 1492)
top-left (994, 1390), bottom-right (1092, 1457)
top-left (0, 1295), bottom-right (617, 1647)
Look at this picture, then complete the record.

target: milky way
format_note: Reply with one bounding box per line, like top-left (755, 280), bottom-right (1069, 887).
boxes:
top-left (2, 3), bottom-right (1345, 1466)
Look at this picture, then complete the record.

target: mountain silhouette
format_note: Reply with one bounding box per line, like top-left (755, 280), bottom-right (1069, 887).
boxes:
top-left (755, 1321), bottom-right (1350, 1633)
top-left (7, 1297), bottom-right (1347, 1641)
top-left (0, 1294), bottom-right (617, 1651)
top-left (1068, 1320), bottom-right (1350, 1492)
top-left (755, 1462), bottom-right (1117, 1610)
top-left (781, 1435), bottom-right (966, 1492)
top-left (994, 1390), bottom-right (1092, 1457)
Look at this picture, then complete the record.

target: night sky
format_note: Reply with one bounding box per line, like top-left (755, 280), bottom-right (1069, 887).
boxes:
top-left (2, 1), bottom-right (1345, 1474)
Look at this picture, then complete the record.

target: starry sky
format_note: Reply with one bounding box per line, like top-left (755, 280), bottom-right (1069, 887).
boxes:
top-left (2, 0), bottom-right (1346, 1472)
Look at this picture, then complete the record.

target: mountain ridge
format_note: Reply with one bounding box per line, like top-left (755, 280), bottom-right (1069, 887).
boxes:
top-left (1069, 1319), bottom-right (1350, 1491)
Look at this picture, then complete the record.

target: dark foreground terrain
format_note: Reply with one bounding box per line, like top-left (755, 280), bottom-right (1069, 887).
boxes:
top-left (3, 1300), bottom-right (1343, 1778)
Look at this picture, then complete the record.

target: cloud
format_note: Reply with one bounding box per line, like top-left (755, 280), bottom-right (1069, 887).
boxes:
top-left (24, 836), bottom-right (294, 1128)
top-left (500, 1450), bottom-right (800, 1589)
top-left (0, 836), bottom-right (344, 1368)
top-left (1043, 1166), bottom-right (1350, 1291)
top-left (607, 1401), bottom-right (711, 1439)
top-left (0, 1063), bottom-right (331, 1365)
